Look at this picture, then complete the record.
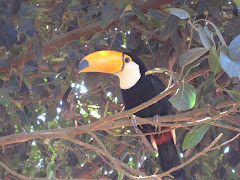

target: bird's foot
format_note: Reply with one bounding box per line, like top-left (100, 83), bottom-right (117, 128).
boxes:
top-left (131, 115), bottom-right (139, 133)
top-left (131, 116), bottom-right (156, 152)
top-left (153, 115), bottom-right (161, 132)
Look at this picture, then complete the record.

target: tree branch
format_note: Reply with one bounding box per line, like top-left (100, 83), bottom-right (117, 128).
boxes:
top-left (0, 99), bottom-right (235, 146)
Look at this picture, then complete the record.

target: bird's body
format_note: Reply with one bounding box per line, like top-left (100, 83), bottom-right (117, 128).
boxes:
top-left (121, 53), bottom-right (184, 179)
top-left (78, 51), bottom-right (185, 179)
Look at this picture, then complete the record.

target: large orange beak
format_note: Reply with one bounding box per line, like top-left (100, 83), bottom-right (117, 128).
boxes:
top-left (78, 51), bottom-right (124, 74)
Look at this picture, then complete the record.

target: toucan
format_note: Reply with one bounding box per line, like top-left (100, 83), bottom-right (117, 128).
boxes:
top-left (78, 50), bottom-right (185, 179)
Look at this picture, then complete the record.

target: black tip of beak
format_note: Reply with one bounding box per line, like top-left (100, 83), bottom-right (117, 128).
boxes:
top-left (78, 59), bottom-right (89, 72)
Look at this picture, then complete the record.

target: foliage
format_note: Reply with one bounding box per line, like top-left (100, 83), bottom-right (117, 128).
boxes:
top-left (0, 0), bottom-right (240, 179)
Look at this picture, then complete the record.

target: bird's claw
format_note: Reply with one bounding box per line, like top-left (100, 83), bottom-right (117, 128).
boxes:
top-left (153, 115), bottom-right (161, 132)
top-left (131, 115), bottom-right (139, 133)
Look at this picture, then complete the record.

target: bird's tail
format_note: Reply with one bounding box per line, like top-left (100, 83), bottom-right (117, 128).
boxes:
top-left (153, 129), bottom-right (185, 179)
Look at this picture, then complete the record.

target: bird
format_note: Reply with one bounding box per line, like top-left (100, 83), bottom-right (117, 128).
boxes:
top-left (78, 50), bottom-right (185, 179)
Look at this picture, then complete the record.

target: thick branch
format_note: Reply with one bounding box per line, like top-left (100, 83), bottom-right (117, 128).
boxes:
top-left (0, 100), bottom-right (235, 146)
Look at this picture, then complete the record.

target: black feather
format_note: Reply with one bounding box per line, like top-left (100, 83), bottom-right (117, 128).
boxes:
top-left (121, 53), bottom-right (185, 179)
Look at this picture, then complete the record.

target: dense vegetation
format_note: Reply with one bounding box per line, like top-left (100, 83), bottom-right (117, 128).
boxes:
top-left (0, 0), bottom-right (240, 179)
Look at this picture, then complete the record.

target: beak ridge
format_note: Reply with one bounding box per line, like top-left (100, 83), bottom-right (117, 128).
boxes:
top-left (78, 51), bottom-right (124, 74)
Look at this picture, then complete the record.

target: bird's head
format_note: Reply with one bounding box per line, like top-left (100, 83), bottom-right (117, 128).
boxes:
top-left (78, 50), bottom-right (147, 89)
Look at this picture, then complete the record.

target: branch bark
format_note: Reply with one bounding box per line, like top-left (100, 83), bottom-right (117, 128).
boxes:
top-left (0, 95), bottom-right (235, 146)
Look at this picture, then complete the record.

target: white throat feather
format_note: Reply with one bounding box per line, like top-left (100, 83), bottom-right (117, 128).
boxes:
top-left (117, 61), bottom-right (141, 90)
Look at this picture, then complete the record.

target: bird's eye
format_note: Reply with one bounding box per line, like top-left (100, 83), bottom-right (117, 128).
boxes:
top-left (125, 57), bottom-right (130, 63)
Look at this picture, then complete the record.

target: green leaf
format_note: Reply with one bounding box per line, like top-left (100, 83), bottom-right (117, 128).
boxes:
top-left (169, 82), bottom-right (196, 111)
top-left (233, 0), bottom-right (240, 8)
top-left (145, 68), bottom-right (179, 81)
top-left (100, 12), bottom-right (118, 29)
top-left (159, 14), bottom-right (180, 40)
top-left (54, 70), bottom-right (67, 85)
top-left (0, 88), bottom-right (12, 105)
top-left (17, 17), bottom-right (35, 33)
top-left (181, 6), bottom-right (198, 16)
top-left (0, 72), bottom-right (9, 81)
top-left (119, 150), bottom-right (128, 161)
top-left (29, 148), bottom-right (39, 159)
top-left (200, 19), bottom-right (226, 45)
top-left (127, 160), bottom-right (134, 166)
top-left (179, 47), bottom-right (209, 67)
top-left (202, 74), bottom-right (214, 103)
top-left (123, 4), bottom-right (132, 13)
top-left (117, 171), bottom-right (124, 180)
top-left (145, 68), bottom-right (170, 75)
top-left (132, 7), bottom-right (147, 20)
top-left (208, 47), bottom-right (222, 76)
top-left (33, 31), bottom-right (44, 62)
top-left (100, 2), bottom-right (118, 29)
top-left (120, 16), bottom-right (130, 30)
top-left (220, 45), bottom-right (240, 78)
top-left (198, 24), bottom-right (212, 49)
top-left (204, 26), bottom-right (215, 46)
top-left (194, 83), bottom-right (204, 108)
top-left (182, 123), bottom-right (210, 150)
top-left (46, 102), bottom-right (57, 122)
top-left (229, 34), bottom-right (240, 61)
top-left (169, 8), bottom-right (189, 19)
top-left (46, 161), bottom-right (56, 178)
top-left (148, 8), bottom-right (167, 21)
top-left (210, 96), bottom-right (224, 109)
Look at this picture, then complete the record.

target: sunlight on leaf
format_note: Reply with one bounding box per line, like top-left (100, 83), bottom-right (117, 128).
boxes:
top-left (169, 82), bottom-right (196, 111)
top-left (220, 45), bottom-right (240, 78)
top-left (229, 34), bottom-right (240, 61)
top-left (169, 8), bottom-right (189, 19)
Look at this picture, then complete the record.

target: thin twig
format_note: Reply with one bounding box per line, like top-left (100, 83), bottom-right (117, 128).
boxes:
top-left (167, 55), bottom-right (174, 90)
top-left (210, 133), bottom-right (240, 151)
top-left (103, 101), bottom-right (109, 118)
top-left (212, 122), bottom-right (240, 133)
